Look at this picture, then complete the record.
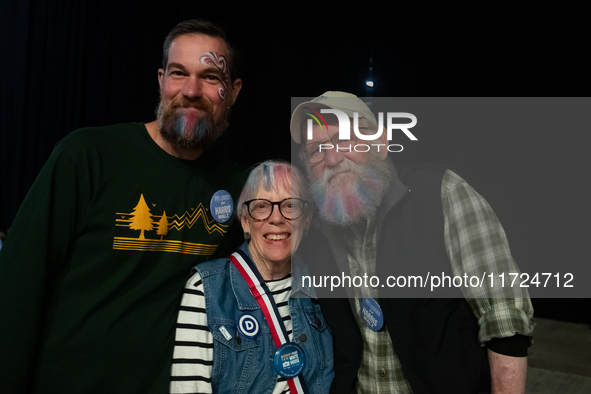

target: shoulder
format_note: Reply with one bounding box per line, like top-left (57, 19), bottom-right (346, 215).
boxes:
top-left (52, 122), bottom-right (146, 155)
top-left (32, 123), bottom-right (142, 177)
top-left (58, 122), bottom-right (144, 145)
top-left (394, 161), bottom-right (452, 191)
top-left (184, 269), bottom-right (204, 290)
top-left (441, 169), bottom-right (471, 194)
top-left (194, 256), bottom-right (231, 278)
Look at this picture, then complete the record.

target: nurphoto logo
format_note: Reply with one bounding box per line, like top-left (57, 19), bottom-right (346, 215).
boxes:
top-left (304, 107), bottom-right (418, 153)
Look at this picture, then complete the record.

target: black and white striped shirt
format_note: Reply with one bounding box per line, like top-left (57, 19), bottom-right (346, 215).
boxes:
top-left (170, 271), bottom-right (293, 394)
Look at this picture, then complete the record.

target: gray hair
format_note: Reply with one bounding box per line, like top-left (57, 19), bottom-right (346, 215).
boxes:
top-left (237, 160), bottom-right (312, 222)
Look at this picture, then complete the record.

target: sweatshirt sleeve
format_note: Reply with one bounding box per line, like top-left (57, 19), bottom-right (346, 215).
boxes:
top-left (0, 134), bottom-right (93, 392)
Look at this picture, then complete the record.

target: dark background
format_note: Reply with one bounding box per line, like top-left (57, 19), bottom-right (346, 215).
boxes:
top-left (1, 1), bottom-right (589, 321)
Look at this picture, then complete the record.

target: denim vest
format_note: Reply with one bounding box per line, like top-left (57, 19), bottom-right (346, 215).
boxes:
top-left (195, 242), bottom-right (334, 394)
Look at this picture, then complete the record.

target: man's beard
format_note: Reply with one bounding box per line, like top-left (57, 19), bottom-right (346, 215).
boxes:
top-left (307, 155), bottom-right (393, 226)
top-left (156, 95), bottom-right (229, 151)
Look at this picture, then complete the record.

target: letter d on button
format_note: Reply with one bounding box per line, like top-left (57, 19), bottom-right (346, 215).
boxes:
top-left (238, 314), bottom-right (260, 337)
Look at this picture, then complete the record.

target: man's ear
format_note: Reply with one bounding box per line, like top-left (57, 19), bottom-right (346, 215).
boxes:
top-left (158, 68), bottom-right (165, 90)
top-left (228, 78), bottom-right (242, 106)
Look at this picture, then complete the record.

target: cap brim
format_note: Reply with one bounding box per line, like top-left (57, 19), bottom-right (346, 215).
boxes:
top-left (290, 101), bottom-right (356, 144)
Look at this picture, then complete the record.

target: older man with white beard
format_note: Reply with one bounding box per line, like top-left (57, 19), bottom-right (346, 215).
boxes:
top-left (0, 19), bottom-right (245, 394)
top-left (290, 92), bottom-right (534, 394)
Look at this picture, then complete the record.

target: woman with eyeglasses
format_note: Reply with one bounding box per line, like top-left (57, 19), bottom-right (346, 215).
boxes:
top-left (170, 160), bottom-right (334, 394)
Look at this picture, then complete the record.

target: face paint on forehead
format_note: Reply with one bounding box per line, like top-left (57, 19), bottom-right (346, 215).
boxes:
top-left (200, 51), bottom-right (227, 73)
top-left (200, 51), bottom-right (229, 101)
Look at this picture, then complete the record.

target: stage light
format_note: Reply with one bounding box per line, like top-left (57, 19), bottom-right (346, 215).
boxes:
top-left (366, 80), bottom-right (374, 88)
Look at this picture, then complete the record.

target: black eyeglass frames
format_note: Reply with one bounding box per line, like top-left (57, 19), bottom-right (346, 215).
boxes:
top-left (243, 198), bottom-right (308, 221)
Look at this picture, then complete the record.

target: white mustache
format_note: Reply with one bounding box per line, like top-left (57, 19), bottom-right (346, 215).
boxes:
top-left (317, 160), bottom-right (364, 186)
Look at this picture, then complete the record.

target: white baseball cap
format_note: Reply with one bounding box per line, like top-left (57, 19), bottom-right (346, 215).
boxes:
top-left (290, 91), bottom-right (377, 144)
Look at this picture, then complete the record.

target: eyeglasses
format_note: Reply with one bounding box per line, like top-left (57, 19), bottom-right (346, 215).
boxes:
top-left (303, 132), bottom-right (360, 164)
top-left (244, 198), bottom-right (308, 221)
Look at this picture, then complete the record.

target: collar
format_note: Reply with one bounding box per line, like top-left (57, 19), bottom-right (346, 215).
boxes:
top-left (374, 160), bottom-right (410, 236)
top-left (290, 253), bottom-right (318, 299)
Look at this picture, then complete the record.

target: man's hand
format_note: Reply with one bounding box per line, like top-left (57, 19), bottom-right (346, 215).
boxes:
top-left (488, 349), bottom-right (527, 394)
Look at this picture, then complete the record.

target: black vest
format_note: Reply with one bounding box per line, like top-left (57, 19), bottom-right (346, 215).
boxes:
top-left (301, 162), bottom-right (490, 394)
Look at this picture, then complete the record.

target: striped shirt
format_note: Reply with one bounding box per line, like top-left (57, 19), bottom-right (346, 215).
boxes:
top-left (170, 272), bottom-right (293, 394)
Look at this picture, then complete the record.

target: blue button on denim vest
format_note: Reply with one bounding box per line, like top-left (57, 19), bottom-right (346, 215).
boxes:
top-left (195, 242), bottom-right (334, 394)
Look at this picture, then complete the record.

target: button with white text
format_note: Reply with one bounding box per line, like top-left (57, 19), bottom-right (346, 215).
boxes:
top-left (210, 190), bottom-right (233, 223)
top-left (360, 298), bottom-right (384, 331)
top-left (273, 342), bottom-right (306, 378)
top-left (237, 314), bottom-right (260, 337)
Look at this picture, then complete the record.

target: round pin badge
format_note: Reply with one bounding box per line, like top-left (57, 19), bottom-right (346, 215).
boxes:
top-left (273, 342), bottom-right (306, 378)
top-left (210, 190), bottom-right (233, 223)
top-left (360, 298), bottom-right (384, 331)
top-left (238, 314), bottom-right (260, 337)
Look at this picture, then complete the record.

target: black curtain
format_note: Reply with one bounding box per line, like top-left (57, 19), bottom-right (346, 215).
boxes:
top-left (1, 1), bottom-right (589, 321)
top-left (0, 0), bottom-right (297, 230)
top-left (3, 0), bottom-right (588, 228)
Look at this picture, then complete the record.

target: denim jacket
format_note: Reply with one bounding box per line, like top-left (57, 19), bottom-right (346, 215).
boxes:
top-left (195, 242), bottom-right (334, 394)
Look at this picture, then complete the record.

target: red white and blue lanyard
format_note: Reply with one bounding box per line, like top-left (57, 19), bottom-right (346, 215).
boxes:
top-left (229, 249), bottom-right (309, 394)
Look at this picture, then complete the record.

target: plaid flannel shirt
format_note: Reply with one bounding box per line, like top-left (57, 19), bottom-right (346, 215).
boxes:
top-left (343, 169), bottom-right (534, 394)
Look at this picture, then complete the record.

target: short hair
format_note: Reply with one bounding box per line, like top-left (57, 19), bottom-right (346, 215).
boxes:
top-left (237, 160), bottom-right (312, 222)
top-left (162, 19), bottom-right (239, 81)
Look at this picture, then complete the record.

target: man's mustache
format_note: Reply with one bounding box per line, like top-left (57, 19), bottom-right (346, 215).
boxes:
top-left (168, 97), bottom-right (213, 113)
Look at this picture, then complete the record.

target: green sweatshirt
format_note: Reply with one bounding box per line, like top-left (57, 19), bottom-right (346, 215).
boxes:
top-left (0, 123), bottom-right (246, 393)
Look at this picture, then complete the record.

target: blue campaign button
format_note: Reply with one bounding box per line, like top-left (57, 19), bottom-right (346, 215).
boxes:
top-left (238, 314), bottom-right (260, 337)
top-left (210, 190), bottom-right (233, 223)
top-left (360, 298), bottom-right (384, 331)
top-left (273, 342), bottom-right (306, 378)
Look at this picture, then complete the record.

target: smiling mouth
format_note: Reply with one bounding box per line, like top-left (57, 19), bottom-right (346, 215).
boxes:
top-left (264, 234), bottom-right (290, 241)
